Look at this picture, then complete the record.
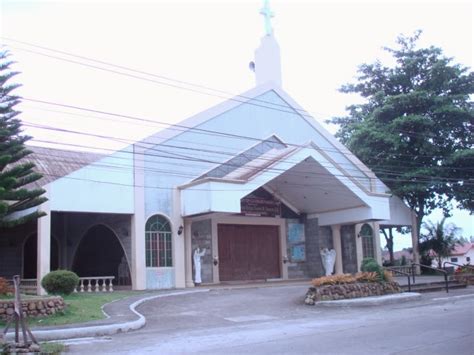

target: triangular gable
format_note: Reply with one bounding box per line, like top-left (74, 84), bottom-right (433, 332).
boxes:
top-left (137, 83), bottom-right (379, 194)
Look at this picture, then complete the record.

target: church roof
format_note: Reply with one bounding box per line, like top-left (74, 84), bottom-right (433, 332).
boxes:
top-left (24, 145), bottom-right (104, 189)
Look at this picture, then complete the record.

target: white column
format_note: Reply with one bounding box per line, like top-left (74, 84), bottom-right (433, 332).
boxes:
top-left (411, 212), bottom-right (421, 274)
top-left (37, 186), bottom-right (51, 295)
top-left (172, 188), bottom-right (185, 288)
top-left (354, 223), bottom-right (363, 272)
top-left (184, 219), bottom-right (194, 287)
top-left (331, 224), bottom-right (343, 275)
top-left (280, 221), bottom-right (288, 280)
top-left (373, 222), bottom-right (383, 265)
top-left (131, 145), bottom-right (146, 290)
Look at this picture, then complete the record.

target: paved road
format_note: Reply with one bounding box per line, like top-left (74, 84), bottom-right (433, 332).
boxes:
top-left (67, 285), bottom-right (474, 354)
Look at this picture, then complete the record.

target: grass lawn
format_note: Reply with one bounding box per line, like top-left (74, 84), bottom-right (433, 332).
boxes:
top-left (0, 291), bottom-right (144, 327)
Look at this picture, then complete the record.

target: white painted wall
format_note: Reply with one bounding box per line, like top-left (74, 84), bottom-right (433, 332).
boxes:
top-left (440, 248), bottom-right (474, 266)
top-left (49, 147), bottom-right (134, 213)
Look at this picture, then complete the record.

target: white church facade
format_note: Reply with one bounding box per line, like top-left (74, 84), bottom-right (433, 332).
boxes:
top-left (0, 4), bottom-right (419, 294)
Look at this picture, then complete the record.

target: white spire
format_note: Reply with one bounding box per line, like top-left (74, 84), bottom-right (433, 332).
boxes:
top-left (252, 0), bottom-right (282, 87)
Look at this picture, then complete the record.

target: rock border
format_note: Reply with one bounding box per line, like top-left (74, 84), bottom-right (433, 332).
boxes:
top-left (305, 281), bottom-right (402, 305)
top-left (0, 296), bottom-right (65, 320)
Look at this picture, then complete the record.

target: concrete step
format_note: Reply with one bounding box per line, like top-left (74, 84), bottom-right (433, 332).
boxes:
top-left (401, 280), bottom-right (467, 293)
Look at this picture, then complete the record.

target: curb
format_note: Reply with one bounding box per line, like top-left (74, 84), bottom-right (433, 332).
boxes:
top-left (6, 289), bottom-right (210, 342)
top-left (315, 292), bottom-right (422, 307)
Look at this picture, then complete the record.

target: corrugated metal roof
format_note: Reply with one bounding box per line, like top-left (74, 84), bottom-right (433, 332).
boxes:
top-left (21, 145), bottom-right (104, 189)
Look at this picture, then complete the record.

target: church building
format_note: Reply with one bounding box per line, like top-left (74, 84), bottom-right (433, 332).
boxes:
top-left (0, 3), bottom-right (419, 294)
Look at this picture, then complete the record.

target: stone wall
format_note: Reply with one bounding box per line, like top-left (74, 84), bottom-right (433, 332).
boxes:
top-left (319, 226), bottom-right (333, 250)
top-left (287, 220), bottom-right (336, 279)
top-left (304, 282), bottom-right (402, 305)
top-left (0, 296), bottom-right (65, 320)
top-left (191, 219), bottom-right (213, 284)
top-left (304, 218), bottom-right (324, 278)
top-left (454, 274), bottom-right (474, 285)
top-left (341, 225), bottom-right (358, 274)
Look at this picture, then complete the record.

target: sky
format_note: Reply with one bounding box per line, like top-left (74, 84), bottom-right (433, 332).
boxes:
top-left (1, 0), bottom-right (473, 250)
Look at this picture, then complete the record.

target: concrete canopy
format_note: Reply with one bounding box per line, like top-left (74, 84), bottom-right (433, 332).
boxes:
top-left (179, 142), bottom-right (391, 225)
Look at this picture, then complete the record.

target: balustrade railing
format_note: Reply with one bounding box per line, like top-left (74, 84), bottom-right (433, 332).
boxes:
top-left (17, 279), bottom-right (37, 294)
top-left (74, 276), bottom-right (115, 293)
top-left (385, 265), bottom-right (412, 274)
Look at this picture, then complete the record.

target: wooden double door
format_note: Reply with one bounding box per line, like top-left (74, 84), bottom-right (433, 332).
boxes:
top-left (218, 224), bottom-right (280, 281)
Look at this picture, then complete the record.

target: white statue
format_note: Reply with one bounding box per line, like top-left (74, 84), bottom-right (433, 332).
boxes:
top-left (320, 248), bottom-right (337, 276)
top-left (193, 247), bottom-right (206, 284)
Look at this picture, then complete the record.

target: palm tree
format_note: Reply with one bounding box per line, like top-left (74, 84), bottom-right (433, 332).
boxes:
top-left (419, 218), bottom-right (462, 268)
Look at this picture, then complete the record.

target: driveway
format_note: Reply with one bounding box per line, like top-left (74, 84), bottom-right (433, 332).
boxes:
top-left (67, 284), bottom-right (474, 354)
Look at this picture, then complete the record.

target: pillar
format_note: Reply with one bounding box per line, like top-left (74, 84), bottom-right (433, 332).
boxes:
top-left (373, 222), bottom-right (383, 266)
top-left (131, 145), bottom-right (146, 290)
top-left (172, 188), bottom-right (185, 288)
top-left (411, 213), bottom-right (421, 274)
top-left (184, 219), bottom-right (194, 287)
top-left (331, 224), bottom-right (343, 275)
top-left (354, 223), bottom-right (364, 272)
top-left (37, 187), bottom-right (51, 295)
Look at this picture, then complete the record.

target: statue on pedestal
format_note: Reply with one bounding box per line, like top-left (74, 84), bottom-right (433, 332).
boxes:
top-left (193, 247), bottom-right (206, 284)
top-left (320, 248), bottom-right (336, 276)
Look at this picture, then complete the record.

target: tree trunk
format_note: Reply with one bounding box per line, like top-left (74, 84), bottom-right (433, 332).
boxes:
top-left (381, 228), bottom-right (394, 264)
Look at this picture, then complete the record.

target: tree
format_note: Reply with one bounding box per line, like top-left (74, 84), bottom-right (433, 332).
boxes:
top-left (0, 50), bottom-right (47, 228)
top-left (419, 218), bottom-right (461, 268)
top-left (381, 227), bottom-right (395, 265)
top-left (330, 31), bottom-right (474, 242)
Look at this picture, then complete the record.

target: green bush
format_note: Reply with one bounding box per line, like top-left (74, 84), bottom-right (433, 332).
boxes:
top-left (41, 270), bottom-right (79, 295)
top-left (361, 258), bottom-right (377, 271)
top-left (361, 258), bottom-right (385, 281)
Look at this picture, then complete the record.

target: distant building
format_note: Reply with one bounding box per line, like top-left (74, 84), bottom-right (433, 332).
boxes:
top-left (440, 243), bottom-right (473, 266)
top-left (382, 249), bottom-right (414, 264)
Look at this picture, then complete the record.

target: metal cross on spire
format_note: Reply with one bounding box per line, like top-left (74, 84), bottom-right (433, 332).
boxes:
top-left (260, 0), bottom-right (274, 36)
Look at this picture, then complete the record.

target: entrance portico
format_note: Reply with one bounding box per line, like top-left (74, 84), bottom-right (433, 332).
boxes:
top-left (180, 142), bottom-right (396, 285)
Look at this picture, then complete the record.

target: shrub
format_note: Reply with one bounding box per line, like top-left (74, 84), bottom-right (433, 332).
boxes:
top-left (0, 277), bottom-right (13, 295)
top-left (312, 274), bottom-right (356, 286)
top-left (361, 258), bottom-right (386, 281)
top-left (41, 270), bottom-right (79, 295)
top-left (361, 258), bottom-right (377, 271)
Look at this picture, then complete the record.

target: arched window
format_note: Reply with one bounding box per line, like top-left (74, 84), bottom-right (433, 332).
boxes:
top-left (145, 215), bottom-right (172, 267)
top-left (360, 223), bottom-right (375, 259)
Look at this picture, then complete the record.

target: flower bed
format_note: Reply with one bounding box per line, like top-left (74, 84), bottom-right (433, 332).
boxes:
top-left (454, 274), bottom-right (474, 285)
top-left (304, 272), bottom-right (402, 305)
top-left (305, 281), bottom-right (402, 305)
top-left (0, 296), bottom-right (65, 320)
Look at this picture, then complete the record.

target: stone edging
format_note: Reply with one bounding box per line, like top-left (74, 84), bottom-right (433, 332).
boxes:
top-left (6, 289), bottom-right (210, 342)
top-left (315, 292), bottom-right (422, 307)
top-left (454, 274), bottom-right (474, 285)
top-left (305, 281), bottom-right (402, 305)
top-left (0, 296), bottom-right (65, 321)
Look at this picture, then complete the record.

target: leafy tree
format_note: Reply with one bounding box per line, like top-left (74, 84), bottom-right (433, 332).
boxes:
top-left (0, 50), bottom-right (46, 227)
top-left (419, 218), bottom-right (462, 268)
top-left (331, 31), bottom-right (474, 241)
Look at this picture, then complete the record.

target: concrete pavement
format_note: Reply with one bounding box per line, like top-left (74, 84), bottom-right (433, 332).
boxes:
top-left (6, 280), bottom-right (419, 342)
top-left (64, 284), bottom-right (474, 354)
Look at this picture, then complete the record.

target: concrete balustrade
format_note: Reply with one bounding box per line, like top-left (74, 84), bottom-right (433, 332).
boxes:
top-left (74, 276), bottom-right (115, 293)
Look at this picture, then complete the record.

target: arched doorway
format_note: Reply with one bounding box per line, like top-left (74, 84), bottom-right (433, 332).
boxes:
top-left (72, 225), bottom-right (131, 285)
top-left (23, 234), bottom-right (59, 279)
